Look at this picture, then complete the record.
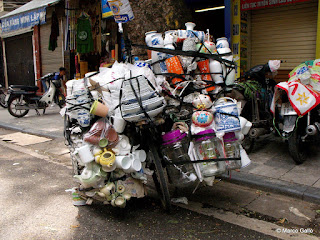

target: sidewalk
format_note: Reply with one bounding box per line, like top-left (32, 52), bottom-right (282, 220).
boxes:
top-left (0, 106), bottom-right (319, 204)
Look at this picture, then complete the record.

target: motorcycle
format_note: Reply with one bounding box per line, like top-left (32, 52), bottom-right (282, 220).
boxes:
top-left (272, 66), bottom-right (320, 164)
top-left (230, 60), bottom-right (281, 153)
top-left (0, 84), bottom-right (7, 108)
top-left (6, 73), bottom-right (66, 118)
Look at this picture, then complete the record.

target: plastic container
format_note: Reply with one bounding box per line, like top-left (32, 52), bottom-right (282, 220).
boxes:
top-left (209, 59), bottom-right (224, 84)
top-left (223, 132), bottom-right (241, 170)
top-left (216, 37), bottom-right (229, 49)
top-left (194, 129), bottom-right (226, 177)
top-left (161, 130), bottom-right (197, 186)
top-left (214, 97), bottom-right (241, 133)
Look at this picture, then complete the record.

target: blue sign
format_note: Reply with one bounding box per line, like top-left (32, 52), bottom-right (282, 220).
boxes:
top-left (102, 0), bottom-right (113, 19)
top-left (1, 7), bottom-right (46, 33)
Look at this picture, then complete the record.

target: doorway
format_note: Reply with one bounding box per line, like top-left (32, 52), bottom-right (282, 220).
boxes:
top-left (5, 32), bottom-right (35, 86)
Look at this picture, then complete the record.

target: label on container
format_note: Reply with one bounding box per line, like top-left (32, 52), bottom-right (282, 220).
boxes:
top-left (214, 103), bottom-right (241, 132)
top-left (107, 0), bottom-right (134, 23)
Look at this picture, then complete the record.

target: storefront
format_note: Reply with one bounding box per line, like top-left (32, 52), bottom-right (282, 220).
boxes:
top-left (235, 0), bottom-right (319, 80)
top-left (0, 0), bottom-right (64, 89)
top-left (64, 0), bottom-right (118, 79)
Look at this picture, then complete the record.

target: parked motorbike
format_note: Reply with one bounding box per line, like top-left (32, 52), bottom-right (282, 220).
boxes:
top-left (274, 84), bottom-right (320, 164)
top-left (0, 84), bottom-right (7, 108)
top-left (231, 61), bottom-right (281, 152)
top-left (6, 73), bottom-right (66, 118)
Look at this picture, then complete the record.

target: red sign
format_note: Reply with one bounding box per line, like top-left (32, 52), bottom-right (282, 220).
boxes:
top-left (241, 0), bottom-right (310, 11)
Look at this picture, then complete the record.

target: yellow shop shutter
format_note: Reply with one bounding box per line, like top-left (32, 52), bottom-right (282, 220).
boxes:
top-left (250, 0), bottom-right (318, 70)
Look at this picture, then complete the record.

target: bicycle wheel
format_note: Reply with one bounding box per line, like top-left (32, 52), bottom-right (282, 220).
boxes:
top-left (149, 143), bottom-right (171, 212)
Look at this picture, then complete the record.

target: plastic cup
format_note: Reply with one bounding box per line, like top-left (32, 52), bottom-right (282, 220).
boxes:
top-left (115, 156), bottom-right (132, 170)
top-left (134, 150), bottom-right (147, 163)
top-left (99, 138), bottom-right (108, 148)
top-left (90, 100), bottom-right (109, 117)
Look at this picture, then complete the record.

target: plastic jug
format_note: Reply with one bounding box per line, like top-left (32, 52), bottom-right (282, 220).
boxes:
top-left (194, 129), bottom-right (226, 177)
top-left (162, 130), bottom-right (197, 186)
top-left (223, 132), bottom-right (241, 170)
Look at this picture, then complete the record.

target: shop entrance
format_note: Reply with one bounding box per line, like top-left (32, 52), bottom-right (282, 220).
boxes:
top-left (185, 0), bottom-right (226, 40)
top-left (5, 32), bottom-right (35, 86)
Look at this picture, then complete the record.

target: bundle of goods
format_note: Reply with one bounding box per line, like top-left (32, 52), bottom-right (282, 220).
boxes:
top-left (63, 22), bottom-right (253, 208)
top-left (161, 94), bottom-right (252, 187)
top-left (137, 22), bottom-right (236, 97)
top-left (135, 23), bottom-right (252, 186)
top-left (271, 59), bottom-right (320, 117)
top-left (63, 62), bottom-right (165, 207)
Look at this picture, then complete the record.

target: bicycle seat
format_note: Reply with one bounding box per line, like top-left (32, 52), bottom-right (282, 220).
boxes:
top-left (10, 85), bottom-right (39, 91)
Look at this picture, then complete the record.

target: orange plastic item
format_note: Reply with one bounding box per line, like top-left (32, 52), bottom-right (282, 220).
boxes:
top-left (165, 56), bottom-right (184, 88)
top-left (197, 59), bottom-right (215, 93)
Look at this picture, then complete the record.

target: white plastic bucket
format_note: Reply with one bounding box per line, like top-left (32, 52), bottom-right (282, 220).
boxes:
top-left (214, 97), bottom-right (241, 132)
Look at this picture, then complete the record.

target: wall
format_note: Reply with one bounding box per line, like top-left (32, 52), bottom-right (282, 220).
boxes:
top-left (125, 0), bottom-right (193, 55)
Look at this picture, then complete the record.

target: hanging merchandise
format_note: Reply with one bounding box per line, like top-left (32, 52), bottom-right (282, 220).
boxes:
top-left (77, 13), bottom-right (94, 54)
top-left (102, 0), bottom-right (113, 19)
top-left (48, 11), bottom-right (60, 51)
top-left (107, 0), bottom-right (134, 23)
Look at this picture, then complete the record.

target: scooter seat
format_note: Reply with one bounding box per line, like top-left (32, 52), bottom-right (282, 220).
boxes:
top-left (10, 85), bottom-right (39, 92)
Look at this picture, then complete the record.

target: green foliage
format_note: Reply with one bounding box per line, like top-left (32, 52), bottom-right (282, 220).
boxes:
top-left (237, 80), bottom-right (262, 99)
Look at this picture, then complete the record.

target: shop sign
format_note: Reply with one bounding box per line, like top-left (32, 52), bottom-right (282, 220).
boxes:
top-left (232, 0), bottom-right (241, 79)
top-left (1, 7), bottom-right (46, 33)
top-left (102, 0), bottom-right (113, 19)
top-left (241, 0), bottom-right (310, 10)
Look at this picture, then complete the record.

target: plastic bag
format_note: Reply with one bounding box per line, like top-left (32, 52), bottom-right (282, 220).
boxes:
top-left (84, 118), bottom-right (110, 145)
top-left (83, 118), bottom-right (119, 148)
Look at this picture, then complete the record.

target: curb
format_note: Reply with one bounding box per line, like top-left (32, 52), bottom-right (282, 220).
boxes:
top-left (221, 171), bottom-right (320, 204)
top-left (0, 121), bottom-right (63, 139)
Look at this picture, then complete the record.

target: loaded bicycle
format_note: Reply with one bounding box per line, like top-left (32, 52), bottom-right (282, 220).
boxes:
top-left (63, 34), bottom-right (247, 211)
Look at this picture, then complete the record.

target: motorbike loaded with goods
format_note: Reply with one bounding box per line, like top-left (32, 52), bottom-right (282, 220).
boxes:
top-left (230, 60), bottom-right (281, 153)
top-left (6, 73), bottom-right (66, 118)
top-left (63, 22), bottom-right (253, 211)
top-left (0, 84), bottom-right (7, 108)
top-left (271, 60), bottom-right (320, 164)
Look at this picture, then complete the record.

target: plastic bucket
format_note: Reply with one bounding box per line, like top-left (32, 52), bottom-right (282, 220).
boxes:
top-left (214, 97), bottom-right (241, 132)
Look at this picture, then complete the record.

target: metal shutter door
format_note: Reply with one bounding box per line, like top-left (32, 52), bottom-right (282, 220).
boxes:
top-left (251, 0), bottom-right (318, 69)
top-left (40, 18), bottom-right (63, 75)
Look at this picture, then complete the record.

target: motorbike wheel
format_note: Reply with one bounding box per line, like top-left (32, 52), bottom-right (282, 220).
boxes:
top-left (242, 135), bottom-right (254, 154)
top-left (0, 92), bottom-right (7, 108)
top-left (57, 94), bottom-right (66, 109)
top-left (288, 128), bottom-right (306, 165)
top-left (8, 96), bottom-right (29, 118)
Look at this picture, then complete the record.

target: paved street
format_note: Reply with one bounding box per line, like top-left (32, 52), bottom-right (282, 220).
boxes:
top-left (0, 131), bottom-right (319, 240)
top-left (0, 107), bottom-right (320, 239)
top-left (0, 139), bottom-right (280, 240)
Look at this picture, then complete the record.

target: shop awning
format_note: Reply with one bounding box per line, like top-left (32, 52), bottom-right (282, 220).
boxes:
top-left (0, 0), bottom-right (61, 35)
